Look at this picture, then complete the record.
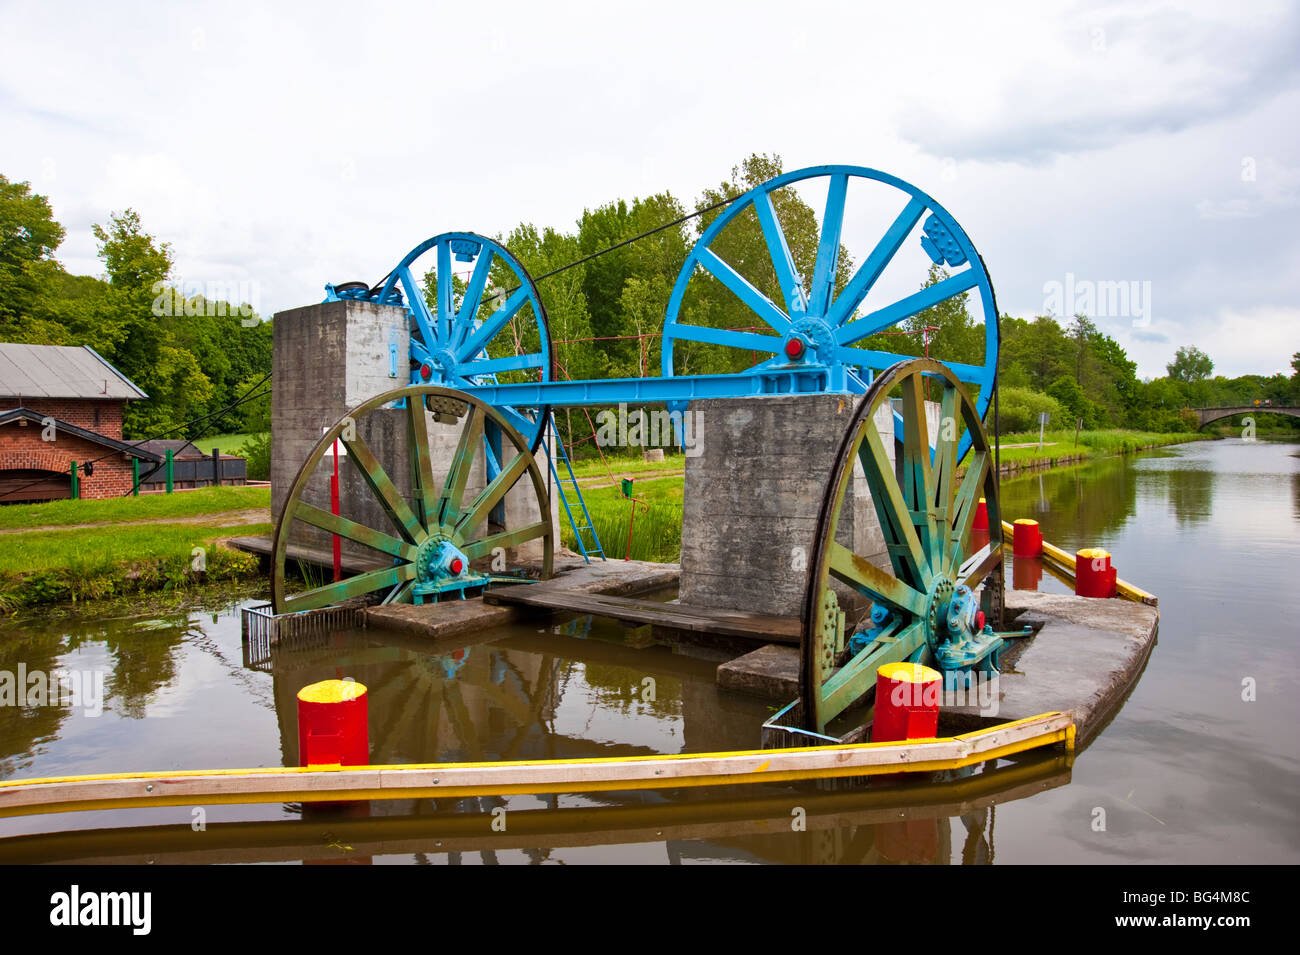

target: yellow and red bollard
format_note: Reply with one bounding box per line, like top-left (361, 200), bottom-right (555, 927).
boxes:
top-left (873, 662), bottom-right (942, 743)
top-left (1076, 547), bottom-right (1117, 598)
top-left (1012, 518), bottom-right (1042, 558)
top-left (973, 497), bottom-right (988, 531)
top-left (297, 679), bottom-right (370, 767)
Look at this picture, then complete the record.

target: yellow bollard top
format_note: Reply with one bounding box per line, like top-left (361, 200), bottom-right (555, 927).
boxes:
top-left (297, 679), bottom-right (368, 704)
top-left (878, 662), bottom-right (942, 684)
top-left (1077, 548), bottom-right (1110, 560)
top-left (1013, 518), bottom-right (1039, 526)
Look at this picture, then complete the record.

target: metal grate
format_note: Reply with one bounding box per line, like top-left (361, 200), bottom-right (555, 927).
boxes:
top-left (240, 603), bottom-right (367, 670)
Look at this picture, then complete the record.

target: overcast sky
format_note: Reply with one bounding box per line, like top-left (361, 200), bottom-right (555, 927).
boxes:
top-left (1, 0), bottom-right (1296, 379)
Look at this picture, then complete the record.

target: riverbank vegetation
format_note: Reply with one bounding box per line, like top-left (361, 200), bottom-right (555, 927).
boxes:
top-left (0, 486), bottom-right (270, 609)
top-left (559, 430), bottom-right (1220, 563)
top-left (0, 522), bottom-right (267, 610)
top-left (7, 159), bottom-right (1296, 465)
top-left (0, 485), bottom-right (268, 531)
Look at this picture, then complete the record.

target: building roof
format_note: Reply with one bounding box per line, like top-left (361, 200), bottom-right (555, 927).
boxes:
top-left (0, 408), bottom-right (160, 461)
top-left (0, 344), bottom-right (148, 401)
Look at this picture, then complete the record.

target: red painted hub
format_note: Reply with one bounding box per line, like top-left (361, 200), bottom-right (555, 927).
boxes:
top-left (449, 557), bottom-right (463, 575)
top-left (420, 363), bottom-right (433, 380)
top-left (784, 338), bottom-right (806, 360)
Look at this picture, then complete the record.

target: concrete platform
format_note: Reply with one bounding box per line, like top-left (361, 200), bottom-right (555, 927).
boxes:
top-left (945, 590), bottom-right (1159, 744)
top-left (364, 557), bottom-right (680, 642)
top-left (714, 591), bottom-right (1159, 747)
top-left (717, 644), bottom-right (800, 699)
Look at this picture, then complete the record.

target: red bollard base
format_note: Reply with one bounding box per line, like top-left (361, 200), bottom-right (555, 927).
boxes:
top-left (1012, 518), bottom-right (1042, 558)
top-left (873, 663), bottom-right (942, 743)
top-left (1076, 548), bottom-right (1117, 598)
top-left (297, 679), bottom-right (370, 767)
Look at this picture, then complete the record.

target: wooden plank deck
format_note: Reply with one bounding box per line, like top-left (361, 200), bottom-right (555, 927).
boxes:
top-left (484, 584), bottom-right (800, 644)
top-left (226, 535), bottom-right (389, 575)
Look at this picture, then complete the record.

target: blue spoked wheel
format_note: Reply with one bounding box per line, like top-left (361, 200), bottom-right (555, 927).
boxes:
top-left (375, 232), bottom-right (554, 452)
top-left (660, 165), bottom-right (999, 459)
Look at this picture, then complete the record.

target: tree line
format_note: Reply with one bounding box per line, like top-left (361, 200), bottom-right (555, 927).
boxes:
top-left (1, 174), bottom-right (270, 444)
top-left (3, 158), bottom-right (1295, 469)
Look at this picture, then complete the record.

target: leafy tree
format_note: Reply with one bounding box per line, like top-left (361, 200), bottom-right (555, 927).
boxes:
top-left (576, 191), bottom-right (690, 377)
top-left (0, 174), bottom-right (68, 340)
top-left (93, 210), bottom-right (212, 437)
top-left (675, 153), bottom-right (854, 376)
top-left (1167, 345), bottom-right (1213, 383)
top-left (996, 385), bottom-right (1067, 433)
top-left (1001, 315), bottom-right (1071, 391)
top-left (500, 222), bottom-right (600, 383)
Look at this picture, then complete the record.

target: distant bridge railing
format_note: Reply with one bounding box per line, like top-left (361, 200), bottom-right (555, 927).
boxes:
top-left (1191, 404), bottom-right (1300, 428)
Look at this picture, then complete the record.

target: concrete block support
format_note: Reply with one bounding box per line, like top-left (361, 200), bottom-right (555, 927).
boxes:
top-left (271, 299), bottom-right (557, 565)
top-left (677, 394), bottom-right (895, 620)
top-left (272, 299), bottom-right (409, 530)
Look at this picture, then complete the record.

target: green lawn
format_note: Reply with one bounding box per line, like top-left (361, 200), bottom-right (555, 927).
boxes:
top-left (566, 453), bottom-right (687, 483)
top-left (0, 485), bottom-right (270, 530)
top-left (991, 429), bottom-right (1206, 467)
top-left (195, 432), bottom-right (254, 455)
top-left (561, 475), bottom-right (684, 563)
top-left (0, 522), bottom-right (270, 608)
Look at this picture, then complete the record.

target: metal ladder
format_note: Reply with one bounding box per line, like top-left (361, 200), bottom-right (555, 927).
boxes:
top-left (546, 415), bottom-right (605, 562)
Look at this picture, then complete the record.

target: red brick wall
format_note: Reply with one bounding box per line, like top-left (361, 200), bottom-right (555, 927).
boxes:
top-left (0, 399), bottom-right (124, 440)
top-left (0, 418), bottom-right (138, 500)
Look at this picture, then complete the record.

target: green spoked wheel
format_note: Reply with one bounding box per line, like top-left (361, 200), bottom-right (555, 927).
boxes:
top-left (271, 385), bottom-right (553, 614)
top-left (799, 358), bottom-right (1003, 734)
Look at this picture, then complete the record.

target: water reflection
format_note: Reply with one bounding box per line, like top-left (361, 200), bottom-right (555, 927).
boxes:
top-left (1292, 468), bottom-right (1300, 523)
top-left (999, 454), bottom-right (1141, 546)
top-left (0, 596), bottom-right (1076, 865)
top-left (3, 438), bottom-right (1296, 863)
top-left (102, 618), bottom-right (187, 719)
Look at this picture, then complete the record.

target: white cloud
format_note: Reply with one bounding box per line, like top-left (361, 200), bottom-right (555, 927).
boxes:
top-left (0, 0), bottom-right (1295, 382)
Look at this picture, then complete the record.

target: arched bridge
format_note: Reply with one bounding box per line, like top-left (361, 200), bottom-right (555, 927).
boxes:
top-left (1194, 405), bottom-right (1300, 428)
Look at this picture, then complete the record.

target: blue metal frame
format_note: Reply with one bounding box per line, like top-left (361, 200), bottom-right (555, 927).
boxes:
top-left (660, 165), bottom-right (999, 458)
top-left (327, 232), bottom-right (554, 449)
top-left (545, 415), bottom-right (605, 563)
top-left (329, 166), bottom-right (998, 460)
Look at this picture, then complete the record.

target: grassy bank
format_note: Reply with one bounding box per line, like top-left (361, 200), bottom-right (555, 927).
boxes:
top-left (566, 453), bottom-right (687, 484)
top-left (193, 432), bottom-right (254, 455)
top-left (0, 522), bottom-right (269, 610)
top-left (0, 485), bottom-right (269, 530)
top-left (0, 486), bottom-right (272, 609)
top-left (560, 474), bottom-right (684, 563)
top-left (560, 430), bottom-right (1206, 563)
top-left (990, 429), bottom-right (1211, 473)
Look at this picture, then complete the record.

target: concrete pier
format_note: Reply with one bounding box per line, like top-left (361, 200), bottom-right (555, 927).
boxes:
top-left (270, 299), bottom-right (557, 564)
top-left (941, 590), bottom-right (1159, 744)
top-left (676, 394), bottom-right (895, 619)
top-left (364, 556), bottom-right (680, 642)
top-left (714, 589), bottom-right (1159, 745)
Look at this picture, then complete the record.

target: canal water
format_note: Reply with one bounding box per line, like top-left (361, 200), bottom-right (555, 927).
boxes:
top-left (0, 437), bottom-right (1296, 864)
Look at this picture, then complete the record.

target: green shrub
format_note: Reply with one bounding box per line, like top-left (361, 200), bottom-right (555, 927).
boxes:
top-left (238, 431), bottom-right (271, 481)
top-left (995, 387), bottom-right (1068, 434)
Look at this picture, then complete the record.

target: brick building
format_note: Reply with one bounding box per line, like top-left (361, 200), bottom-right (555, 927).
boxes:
top-left (0, 344), bottom-right (159, 502)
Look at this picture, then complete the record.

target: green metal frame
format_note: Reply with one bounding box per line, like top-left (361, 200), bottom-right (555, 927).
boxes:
top-left (799, 358), bottom-right (1003, 734)
top-left (271, 385), bottom-right (554, 614)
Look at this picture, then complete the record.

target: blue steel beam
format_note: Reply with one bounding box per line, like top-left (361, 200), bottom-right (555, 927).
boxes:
top-left (447, 367), bottom-right (838, 409)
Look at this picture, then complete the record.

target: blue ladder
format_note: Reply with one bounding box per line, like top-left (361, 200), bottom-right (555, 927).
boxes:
top-left (546, 415), bottom-right (605, 562)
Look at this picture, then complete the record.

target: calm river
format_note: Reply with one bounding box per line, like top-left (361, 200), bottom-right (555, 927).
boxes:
top-left (0, 437), bottom-right (1296, 864)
